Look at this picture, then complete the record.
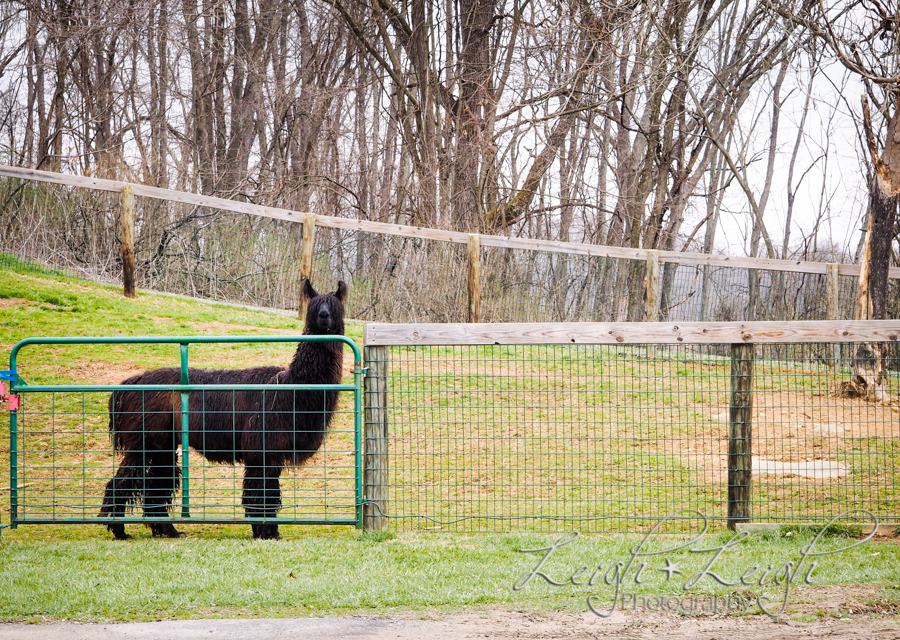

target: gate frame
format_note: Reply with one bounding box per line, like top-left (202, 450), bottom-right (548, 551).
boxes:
top-left (5, 335), bottom-right (365, 531)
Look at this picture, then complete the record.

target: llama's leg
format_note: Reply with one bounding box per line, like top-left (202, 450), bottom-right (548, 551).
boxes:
top-left (144, 449), bottom-right (185, 538)
top-left (99, 453), bottom-right (145, 540)
top-left (242, 462), bottom-right (283, 540)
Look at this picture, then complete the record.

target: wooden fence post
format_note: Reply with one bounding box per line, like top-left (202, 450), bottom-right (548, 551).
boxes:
top-left (826, 263), bottom-right (840, 380)
top-left (298, 213), bottom-right (316, 319)
top-left (363, 345), bottom-right (389, 531)
top-left (645, 250), bottom-right (660, 322)
top-left (120, 185), bottom-right (136, 298)
top-left (826, 263), bottom-right (839, 320)
top-left (467, 233), bottom-right (481, 323)
top-left (728, 342), bottom-right (754, 530)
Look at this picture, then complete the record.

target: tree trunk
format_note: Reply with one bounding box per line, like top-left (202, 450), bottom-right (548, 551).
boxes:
top-left (452, 0), bottom-right (497, 232)
top-left (851, 95), bottom-right (900, 403)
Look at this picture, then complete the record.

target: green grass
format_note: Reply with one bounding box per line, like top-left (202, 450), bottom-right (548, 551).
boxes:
top-left (1, 526), bottom-right (898, 622)
top-left (1, 262), bottom-right (899, 622)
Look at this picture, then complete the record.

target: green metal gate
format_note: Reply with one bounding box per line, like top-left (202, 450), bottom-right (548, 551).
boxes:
top-left (2, 335), bottom-right (364, 532)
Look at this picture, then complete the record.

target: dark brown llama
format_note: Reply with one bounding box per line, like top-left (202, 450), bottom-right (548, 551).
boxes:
top-left (99, 279), bottom-right (347, 540)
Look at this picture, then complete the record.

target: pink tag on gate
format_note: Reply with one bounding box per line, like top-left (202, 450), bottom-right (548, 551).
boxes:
top-left (0, 382), bottom-right (6, 396)
top-left (6, 395), bottom-right (19, 411)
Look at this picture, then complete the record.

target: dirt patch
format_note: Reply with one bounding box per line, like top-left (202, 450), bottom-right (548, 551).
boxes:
top-left (381, 609), bottom-right (900, 640)
top-left (2, 608), bottom-right (897, 640)
top-left (191, 320), bottom-right (300, 334)
top-left (61, 360), bottom-right (146, 385)
top-left (658, 390), bottom-right (900, 486)
top-left (0, 297), bottom-right (32, 309)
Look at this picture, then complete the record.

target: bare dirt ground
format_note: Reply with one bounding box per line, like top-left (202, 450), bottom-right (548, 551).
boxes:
top-left (0, 297), bottom-right (31, 310)
top-left (1, 609), bottom-right (898, 640)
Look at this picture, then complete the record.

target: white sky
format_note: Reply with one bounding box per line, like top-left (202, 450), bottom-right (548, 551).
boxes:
top-left (711, 61), bottom-right (870, 261)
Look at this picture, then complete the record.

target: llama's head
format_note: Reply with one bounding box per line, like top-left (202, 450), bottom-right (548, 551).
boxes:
top-left (302, 279), bottom-right (347, 335)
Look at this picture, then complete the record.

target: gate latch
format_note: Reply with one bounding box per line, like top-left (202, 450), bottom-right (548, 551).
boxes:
top-left (0, 372), bottom-right (20, 411)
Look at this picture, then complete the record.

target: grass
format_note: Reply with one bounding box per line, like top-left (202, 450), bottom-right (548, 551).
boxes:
top-left (1, 526), bottom-right (899, 622)
top-left (0, 258), bottom-right (899, 622)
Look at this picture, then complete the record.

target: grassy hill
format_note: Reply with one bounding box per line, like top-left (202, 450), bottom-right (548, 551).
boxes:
top-left (0, 258), bottom-right (897, 623)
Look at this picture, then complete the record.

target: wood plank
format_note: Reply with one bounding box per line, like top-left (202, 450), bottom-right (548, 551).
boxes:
top-left (0, 165), bottom-right (468, 243)
top-left (3, 165), bottom-right (898, 279)
top-left (478, 233), bottom-right (900, 278)
top-left (364, 320), bottom-right (900, 346)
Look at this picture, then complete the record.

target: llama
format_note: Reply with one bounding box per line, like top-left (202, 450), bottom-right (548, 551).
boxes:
top-left (99, 279), bottom-right (347, 540)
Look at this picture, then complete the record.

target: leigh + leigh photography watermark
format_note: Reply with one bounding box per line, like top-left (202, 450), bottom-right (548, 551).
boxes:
top-left (512, 510), bottom-right (880, 619)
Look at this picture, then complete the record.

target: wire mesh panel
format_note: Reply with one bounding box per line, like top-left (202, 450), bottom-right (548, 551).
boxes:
top-left (661, 265), bottom-right (839, 322)
top-left (371, 337), bottom-right (899, 533)
top-left (0, 178), bottom-right (122, 282)
top-left (480, 246), bottom-right (646, 322)
top-left (132, 197), bottom-right (306, 309)
top-left (752, 343), bottom-right (900, 523)
top-left (7, 336), bottom-right (363, 531)
top-left (311, 229), bottom-right (468, 323)
top-left (12, 389), bottom-right (358, 525)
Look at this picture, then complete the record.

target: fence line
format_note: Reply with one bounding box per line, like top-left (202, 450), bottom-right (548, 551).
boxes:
top-left (364, 320), bottom-right (900, 346)
top-left (362, 321), bottom-right (900, 532)
top-left (2, 165), bottom-right (897, 280)
top-left (1, 167), bottom-right (897, 325)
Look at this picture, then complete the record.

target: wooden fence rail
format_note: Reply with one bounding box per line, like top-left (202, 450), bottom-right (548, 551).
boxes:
top-left (364, 320), bottom-right (900, 346)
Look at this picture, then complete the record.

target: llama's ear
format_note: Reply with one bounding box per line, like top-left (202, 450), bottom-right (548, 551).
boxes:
top-left (302, 278), bottom-right (318, 301)
top-left (334, 280), bottom-right (348, 303)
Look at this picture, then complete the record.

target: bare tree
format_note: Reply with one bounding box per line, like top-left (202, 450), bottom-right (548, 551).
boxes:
top-left (796, 0), bottom-right (900, 401)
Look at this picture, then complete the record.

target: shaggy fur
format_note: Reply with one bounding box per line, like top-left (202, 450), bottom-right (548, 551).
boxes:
top-left (99, 280), bottom-right (347, 540)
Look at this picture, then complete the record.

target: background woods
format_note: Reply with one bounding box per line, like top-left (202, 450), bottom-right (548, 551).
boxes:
top-left (0, 0), bottom-right (898, 324)
top-left (0, 1), bottom-right (819, 230)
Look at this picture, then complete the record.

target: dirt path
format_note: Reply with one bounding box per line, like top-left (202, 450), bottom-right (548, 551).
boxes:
top-left (1, 611), bottom-right (898, 640)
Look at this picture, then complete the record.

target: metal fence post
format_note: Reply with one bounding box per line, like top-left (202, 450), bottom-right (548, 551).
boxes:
top-left (179, 343), bottom-right (191, 517)
top-left (9, 404), bottom-right (17, 529)
top-left (728, 342), bottom-right (753, 530)
top-left (363, 345), bottom-right (389, 531)
top-left (120, 185), bottom-right (136, 298)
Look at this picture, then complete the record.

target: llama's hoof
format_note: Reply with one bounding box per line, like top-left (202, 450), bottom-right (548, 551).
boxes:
top-left (151, 524), bottom-right (186, 538)
top-left (252, 524), bottom-right (281, 540)
top-left (108, 524), bottom-right (132, 540)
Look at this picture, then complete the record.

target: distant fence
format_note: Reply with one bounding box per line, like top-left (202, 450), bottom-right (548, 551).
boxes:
top-left (1, 166), bottom-right (898, 324)
top-left (362, 321), bottom-right (900, 532)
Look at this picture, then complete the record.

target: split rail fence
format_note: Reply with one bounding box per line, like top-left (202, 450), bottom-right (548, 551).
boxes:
top-left (1, 166), bottom-right (899, 324)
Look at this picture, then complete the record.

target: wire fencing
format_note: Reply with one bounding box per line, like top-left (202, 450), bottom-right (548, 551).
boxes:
top-left (2, 174), bottom-right (894, 324)
top-left (362, 322), bottom-right (900, 533)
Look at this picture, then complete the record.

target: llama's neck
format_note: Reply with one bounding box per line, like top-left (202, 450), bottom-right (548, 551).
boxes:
top-left (285, 339), bottom-right (343, 385)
